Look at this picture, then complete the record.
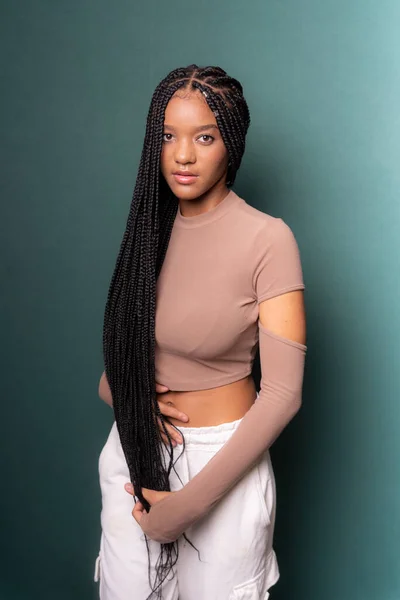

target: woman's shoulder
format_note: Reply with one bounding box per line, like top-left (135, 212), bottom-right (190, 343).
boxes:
top-left (232, 191), bottom-right (295, 241)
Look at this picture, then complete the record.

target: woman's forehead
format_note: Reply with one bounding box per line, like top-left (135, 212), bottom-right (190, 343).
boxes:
top-left (164, 92), bottom-right (216, 127)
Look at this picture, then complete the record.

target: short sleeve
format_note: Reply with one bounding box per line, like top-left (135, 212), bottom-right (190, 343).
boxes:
top-left (253, 218), bottom-right (305, 303)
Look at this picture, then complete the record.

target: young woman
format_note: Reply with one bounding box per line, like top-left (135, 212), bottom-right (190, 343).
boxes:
top-left (94, 64), bottom-right (306, 600)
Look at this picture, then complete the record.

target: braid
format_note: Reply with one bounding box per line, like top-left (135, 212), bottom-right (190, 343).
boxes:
top-left (102, 64), bottom-right (250, 598)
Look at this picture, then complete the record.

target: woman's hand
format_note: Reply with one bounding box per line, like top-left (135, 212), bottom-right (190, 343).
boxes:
top-left (156, 387), bottom-right (189, 447)
top-left (124, 482), bottom-right (176, 527)
top-left (98, 374), bottom-right (185, 421)
top-left (99, 373), bottom-right (188, 446)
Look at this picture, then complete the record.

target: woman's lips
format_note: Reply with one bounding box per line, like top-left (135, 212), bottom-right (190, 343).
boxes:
top-left (173, 174), bottom-right (198, 185)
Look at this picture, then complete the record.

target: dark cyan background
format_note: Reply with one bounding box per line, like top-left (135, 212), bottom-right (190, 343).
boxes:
top-left (1, 1), bottom-right (399, 599)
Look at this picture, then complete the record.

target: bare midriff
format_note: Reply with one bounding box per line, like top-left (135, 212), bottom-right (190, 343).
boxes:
top-left (157, 374), bottom-right (257, 428)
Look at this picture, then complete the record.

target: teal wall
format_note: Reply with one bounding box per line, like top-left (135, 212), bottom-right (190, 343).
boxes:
top-left (1, 1), bottom-right (399, 599)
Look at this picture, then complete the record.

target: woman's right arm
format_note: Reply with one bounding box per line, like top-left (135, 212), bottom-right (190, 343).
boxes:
top-left (98, 371), bottom-right (113, 407)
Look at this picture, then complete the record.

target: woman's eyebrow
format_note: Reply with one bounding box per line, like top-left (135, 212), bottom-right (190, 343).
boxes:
top-left (163, 124), bottom-right (219, 132)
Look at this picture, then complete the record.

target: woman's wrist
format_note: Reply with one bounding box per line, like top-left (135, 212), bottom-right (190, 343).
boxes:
top-left (140, 492), bottom-right (182, 543)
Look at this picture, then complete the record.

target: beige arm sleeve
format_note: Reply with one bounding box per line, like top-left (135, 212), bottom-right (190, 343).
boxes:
top-left (139, 323), bottom-right (307, 543)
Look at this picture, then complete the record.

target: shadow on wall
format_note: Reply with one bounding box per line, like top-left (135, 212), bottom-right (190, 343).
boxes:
top-left (238, 142), bottom-right (357, 598)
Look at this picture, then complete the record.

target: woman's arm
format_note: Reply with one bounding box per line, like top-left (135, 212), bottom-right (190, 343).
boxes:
top-left (137, 219), bottom-right (307, 543)
top-left (139, 290), bottom-right (306, 543)
top-left (99, 371), bottom-right (113, 407)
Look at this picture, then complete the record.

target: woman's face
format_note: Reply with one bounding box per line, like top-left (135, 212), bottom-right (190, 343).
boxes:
top-left (160, 90), bottom-right (229, 200)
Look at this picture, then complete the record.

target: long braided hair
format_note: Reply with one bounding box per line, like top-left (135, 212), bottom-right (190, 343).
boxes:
top-left (102, 64), bottom-right (251, 597)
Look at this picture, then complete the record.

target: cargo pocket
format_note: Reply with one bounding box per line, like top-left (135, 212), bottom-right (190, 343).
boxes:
top-left (230, 568), bottom-right (269, 599)
top-left (253, 450), bottom-right (275, 529)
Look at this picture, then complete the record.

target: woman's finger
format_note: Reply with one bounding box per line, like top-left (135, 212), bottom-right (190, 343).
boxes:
top-left (157, 402), bottom-right (189, 424)
top-left (132, 501), bottom-right (145, 524)
top-left (155, 382), bottom-right (169, 393)
top-left (125, 482), bottom-right (135, 495)
top-left (161, 432), bottom-right (176, 447)
top-left (160, 431), bottom-right (174, 446)
top-left (157, 417), bottom-right (183, 445)
top-left (158, 421), bottom-right (180, 446)
top-left (157, 416), bottom-right (181, 441)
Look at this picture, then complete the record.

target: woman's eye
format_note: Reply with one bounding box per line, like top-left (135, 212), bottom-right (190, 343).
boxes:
top-left (199, 135), bottom-right (214, 143)
top-left (162, 133), bottom-right (214, 143)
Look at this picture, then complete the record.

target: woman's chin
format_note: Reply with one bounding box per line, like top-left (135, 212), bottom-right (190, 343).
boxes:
top-left (168, 182), bottom-right (205, 200)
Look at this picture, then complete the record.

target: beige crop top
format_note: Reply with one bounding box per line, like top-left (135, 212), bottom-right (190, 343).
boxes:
top-left (155, 188), bottom-right (304, 390)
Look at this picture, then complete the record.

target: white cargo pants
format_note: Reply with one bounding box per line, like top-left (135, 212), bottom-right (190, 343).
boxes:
top-left (94, 406), bottom-right (279, 599)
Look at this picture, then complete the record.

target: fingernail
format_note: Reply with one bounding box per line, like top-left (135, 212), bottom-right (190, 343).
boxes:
top-left (125, 483), bottom-right (133, 492)
top-left (180, 414), bottom-right (189, 422)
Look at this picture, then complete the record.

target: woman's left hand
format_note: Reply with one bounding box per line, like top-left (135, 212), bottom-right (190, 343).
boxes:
top-left (124, 483), bottom-right (176, 526)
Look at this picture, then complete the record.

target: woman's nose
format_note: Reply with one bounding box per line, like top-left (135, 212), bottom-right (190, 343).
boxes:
top-left (174, 140), bottom-right (195, 164)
